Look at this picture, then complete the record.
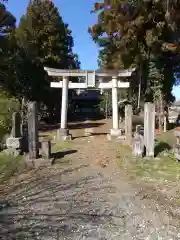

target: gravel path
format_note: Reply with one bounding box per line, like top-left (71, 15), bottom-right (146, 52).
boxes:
top-left (0, 135), bottom-right (180, 239)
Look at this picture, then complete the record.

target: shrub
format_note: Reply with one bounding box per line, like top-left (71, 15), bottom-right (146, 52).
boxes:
top-left (0, 94), bottom-right (20, 141)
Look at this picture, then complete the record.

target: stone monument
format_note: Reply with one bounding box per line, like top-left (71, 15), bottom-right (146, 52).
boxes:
top-left (144, 102), bottom-right (155, 157)
top-left (6, 112), bottom-right (23, 156)
top-left (125, 104), bottom-right (132, 145)
top-left (28, 102), bottom-right (39, 159)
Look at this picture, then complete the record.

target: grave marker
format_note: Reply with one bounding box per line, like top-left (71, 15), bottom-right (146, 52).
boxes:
top-left (12, 112), bottom-right (21, 138)
top-left (144, 102), bottom-right (155, 157)
top-left (174, 131), bottom-right (180, 161)
top-left (41, 139), bottom-right (51, 159)
top-left (125, 104), bottom-right (132, 145)
top-left (6, 112), bottom-right (22, 156)
top-left (132, 133), bottom-right (144, 157)
top-left (28, 102), bottom-right (39, 159)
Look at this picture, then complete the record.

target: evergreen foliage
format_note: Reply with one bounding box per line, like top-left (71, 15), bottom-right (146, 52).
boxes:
top-left (0, 0), bottom-right (80, 122)
top-left (89, 0), bottom-right (180, 104)
top-left (15, 0), bottom-right (80, 108)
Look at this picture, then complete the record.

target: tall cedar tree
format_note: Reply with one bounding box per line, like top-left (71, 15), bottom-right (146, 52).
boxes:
top-left (89, 0), bottom-right (180, 104)
top-left (15, 0), bottom-right (80, 119)
top-left (0, 1), bottom-right (16, 91)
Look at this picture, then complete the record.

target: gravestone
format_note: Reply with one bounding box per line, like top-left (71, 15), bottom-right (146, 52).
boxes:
top-left (136, 125), bottom-right (144, 136)
top-left (174, 131), bottom-right (180, 161)
top-left (41, 139), bottom-right (51, 159)
top-left (132, 132), bottom-right (144, 157)
top-left (125, 104), bottom-right (132, 145)
top-left (28, 102), bottom-right (39, 159)
top-left (144, 102), bottom-right (155, 157)
top-left (6, 112), bottom-right (22, 156)
top-left (21, 123), bottom-right (28, 152)
top-left (12, 112), bottom-right (21, 138)
top-left (136, 125), bottom-right (141, 134)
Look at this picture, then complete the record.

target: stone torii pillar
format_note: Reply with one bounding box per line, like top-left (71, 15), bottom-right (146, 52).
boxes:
top-left (57, 76), bottom-right (72, 140)
top-left (110, 76), bottom-right (121, 137)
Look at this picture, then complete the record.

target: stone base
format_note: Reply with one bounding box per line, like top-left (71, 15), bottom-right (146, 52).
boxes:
top-left (110, 128), bottom-right (123, 137)
top-left (108, 128), bottom-right (123, 138)
top-left (107, 129), bottom-right (125, 141)
top-left (3, 148), bottom-right (22, 157)
top-left (57, 128), bottom-right (72, 141)
top-left (6, 137), bottom-right (22, 149)
top-left (107, 134), bottom-right (125, 141)
top-left (5, 137), bottom-right (23, 156)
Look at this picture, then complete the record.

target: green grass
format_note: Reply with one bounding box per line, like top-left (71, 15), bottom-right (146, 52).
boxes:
top-left (39, 131), bottom-right (74, 151)
top-left (116, 130), bottom-right (180, 183)
top-left (0, 95), bottom-right (20, 142)
top-left (156, 129), bottom-right (176, 147)
top-left (0, 153), bottom-right (24, 184)
top-left (39, 131), bottom-right (56, 140)
top-left (0, 96), bottom-right (24, 183)
top-left (130, 154), bottom-right (179, 181)
top-left (52, 140), bottom-right (74, 152)
top-left (117, 150), bottom-right (180, 182)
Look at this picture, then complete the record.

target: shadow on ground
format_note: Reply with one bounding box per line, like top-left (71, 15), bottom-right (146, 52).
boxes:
top-left (39, 121), bottom-right (105, 132)
top-left (68, 115), bottom-right (105, 122)
top-left (154, 141), bottom-right (171, 157)
top-left (0, 164), bottom-right (121, 239)
top-left (68, 122), bottom-right (105, 130)
top-left (73, 133), bottom-right (107, 140)
top-left (51, 149), bottom-right (77, 164)
top-left (39, 123), bottom-right (59, 132)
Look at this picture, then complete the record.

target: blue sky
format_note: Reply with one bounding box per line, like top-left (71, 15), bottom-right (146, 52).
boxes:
top-left (7, 0), bottom-right (99, 70)
top-left (172, 86), bottom-right (180, 100)
top-left (6, 0), bottom-right (180, 100)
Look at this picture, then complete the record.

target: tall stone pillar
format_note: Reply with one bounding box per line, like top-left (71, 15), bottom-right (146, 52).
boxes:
top-left (125, 104), bottom-right (132, 145)
top-left (112, 76), bottom-right (119, 129)
top-left (28, 102), bottom-right (39, 159)
top-left (57, 76), bottom-right (72, 140)
top-left (144, 102), bottom-right (155, 157)
top-left (61, 76), bottom-right (68, 129)
top-left (110, 76), bottom-right (121, 137)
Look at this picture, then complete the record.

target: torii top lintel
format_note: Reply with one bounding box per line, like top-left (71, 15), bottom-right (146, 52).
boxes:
top-left (44, 67), bottom-right (136, 77)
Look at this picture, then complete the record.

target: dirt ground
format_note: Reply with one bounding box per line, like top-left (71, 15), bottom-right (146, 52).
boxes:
top-left (1, 119), bottom-right (180, 239)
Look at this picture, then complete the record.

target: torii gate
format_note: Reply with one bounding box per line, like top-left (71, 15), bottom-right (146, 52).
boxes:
top-left (44, 67), bottom-right (135, 140)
